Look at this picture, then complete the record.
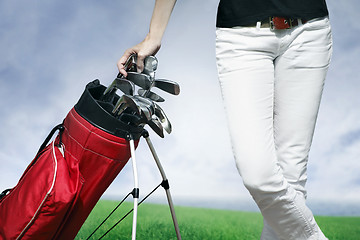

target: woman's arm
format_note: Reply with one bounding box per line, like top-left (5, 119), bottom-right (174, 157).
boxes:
top-left (118, 0), bottom-right (177, 76)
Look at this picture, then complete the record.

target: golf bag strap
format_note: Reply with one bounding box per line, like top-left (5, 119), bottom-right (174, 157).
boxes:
top-left (0, 189), bottom-right (11, 201)
top-left (36, 124), bottom-right (64, 156)
top-left (0, 124), bottom-right (64, 202)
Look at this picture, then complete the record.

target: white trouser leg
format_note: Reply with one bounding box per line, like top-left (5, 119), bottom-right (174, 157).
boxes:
top-left (215, 17), bottom-right (332, 240)
top-left (261, 219), bottom-right (280, 240)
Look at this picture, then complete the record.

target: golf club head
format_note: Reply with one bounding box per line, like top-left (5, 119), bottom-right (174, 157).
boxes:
top-left (126, 72), bottom-right (152, 90)
top-left (132, 98), bottom-right (153, 121)
top-left (113, 95), bottom-right (140, 116)
top-left (102, 78), bottom-right (135, 103)
top-left (148, 116), bottom-right (164, 138)
top-left (133, 95), bottom-right (155, 114)
top-left (154, 103), bottom-right (172, 134)
top-left (113, 78), bottom-right (135, 95)
top-left (154, 79), bottom-right (180, 95)
top-left (138, 89), bottom-right (165, 102)
top-left (113, 102), bottom-right (128, 116)
top-left (142, 56), bottom-right (158, 77)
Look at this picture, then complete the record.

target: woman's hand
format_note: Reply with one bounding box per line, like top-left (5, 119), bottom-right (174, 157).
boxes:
top-left (117, 34), bottom-right (161, 77)
top-left (117, 0), bottom-right (176, 76)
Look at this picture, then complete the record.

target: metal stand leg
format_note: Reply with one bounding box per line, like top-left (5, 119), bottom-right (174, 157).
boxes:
top-left (91, 132), bottom-right (181, 240)
top-left (144, 135), bottom-right (182, 240)
top-left (129, 139), bottom-right (139, 240)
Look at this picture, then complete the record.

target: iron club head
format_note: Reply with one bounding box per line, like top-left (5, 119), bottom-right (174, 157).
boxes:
top-left (154, 103), bottom-right (172, 134)
top-left (102, 78), bottom-right (135, 103)
top-left (147, 116), bottom-right (164, 138)
top-left (113, 95), bottom-right (140, 116)
top-left (133, 95), bottom-right (155, 112)
top-left (153, 79), bottom-right (180, 95)
top-left (112, 78), bottom-right (135, 95)
top-left (126, 72), bottom-right (152, 90)
top-left (138, 89), bottom-right (165, 102)
top-left (132, 98), bottom-right (153, 121)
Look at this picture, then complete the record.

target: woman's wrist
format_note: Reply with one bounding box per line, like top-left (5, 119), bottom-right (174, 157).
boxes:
top-left (144, 33), bottom-right (162, 51)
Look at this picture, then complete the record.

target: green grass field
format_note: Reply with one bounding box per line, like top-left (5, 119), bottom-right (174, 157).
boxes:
top-left (76, 200), bottom-right (360, 240)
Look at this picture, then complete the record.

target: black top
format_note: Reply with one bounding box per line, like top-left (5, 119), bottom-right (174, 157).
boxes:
top-left (216, 0), bottom-right (329, 28)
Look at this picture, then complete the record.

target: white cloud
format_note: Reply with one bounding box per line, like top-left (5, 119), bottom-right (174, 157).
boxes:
top-left (305, 1), bottom-right (360, 202)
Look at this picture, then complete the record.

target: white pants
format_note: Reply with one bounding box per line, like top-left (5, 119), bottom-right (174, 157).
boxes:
top-left (216, 17), bottom-right (332, 240)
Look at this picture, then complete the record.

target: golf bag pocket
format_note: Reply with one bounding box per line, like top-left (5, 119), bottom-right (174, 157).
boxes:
top-left (0, 137), bottom-right (82, 240)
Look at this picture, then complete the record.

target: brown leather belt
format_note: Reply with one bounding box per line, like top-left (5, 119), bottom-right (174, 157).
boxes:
top-left (247, 17), bottom-right (308, 30)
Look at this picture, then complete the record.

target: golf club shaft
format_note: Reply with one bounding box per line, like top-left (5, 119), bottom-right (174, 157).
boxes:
top-left (145, 136), bottom-right (182, 240)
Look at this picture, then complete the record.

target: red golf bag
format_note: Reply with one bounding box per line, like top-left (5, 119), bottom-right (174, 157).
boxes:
top-left (0, 80), bottom-right (143, 239)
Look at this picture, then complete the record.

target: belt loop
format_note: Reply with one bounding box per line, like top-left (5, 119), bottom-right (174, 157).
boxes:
top-left (269, 17), bottom-right (275, 30)
top-left (298, 18), bottom-right (303, 25)
top-left (256, 21), bottom-right (261, 30)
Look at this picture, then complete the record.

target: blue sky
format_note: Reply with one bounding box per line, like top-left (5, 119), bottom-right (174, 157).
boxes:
top-left (1, 0), bottom-right (359, 214)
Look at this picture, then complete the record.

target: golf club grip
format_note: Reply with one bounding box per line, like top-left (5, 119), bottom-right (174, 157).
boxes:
top-left (120, 54), bottom-right (137, 78)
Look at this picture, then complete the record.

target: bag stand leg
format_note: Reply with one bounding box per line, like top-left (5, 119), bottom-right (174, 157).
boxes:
top-left (129, 138), bottom-right (139, 240)
top-left (87, 131), bottom-right (181, 240)
top-left (143, 132), bottom-right (182, 240)
top-left (127, 131), bottom-right (181, 240)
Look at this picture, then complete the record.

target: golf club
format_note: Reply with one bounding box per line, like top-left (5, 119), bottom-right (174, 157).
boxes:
top-left (126, 72), bottom-right (152, 90)
top-left (101, 78), bottom-right (135, 102)
top-left (102, 53), bottom-right (137, 102)
top-left (142, 56), bottom-right (158, 78)
top-left (147, 116), bottom-right (164, 138)
top-left (133, 95), bottom-right (155, 113)
top-left (138, 89), bottom-right (165, 102)
top-left (153, 79), bottom-right (180, 95)
top-left (154, 103), bottom-right (172, 134)
top-left (131, 98), bottom-right (153, 121)
top-left (113, 95), bottom-right (140, 116)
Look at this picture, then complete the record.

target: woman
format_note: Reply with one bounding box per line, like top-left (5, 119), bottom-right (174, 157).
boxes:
top-left (118, 0), bottom-right (332, 239)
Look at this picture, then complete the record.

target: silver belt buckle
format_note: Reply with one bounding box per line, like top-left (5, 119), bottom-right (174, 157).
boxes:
top-left (269, 17), bottom-right (275, 30)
